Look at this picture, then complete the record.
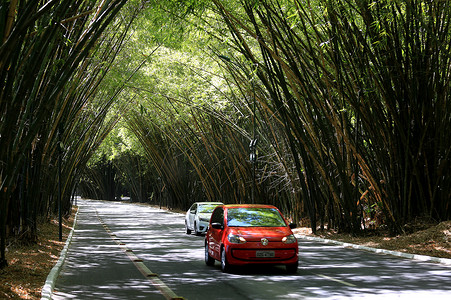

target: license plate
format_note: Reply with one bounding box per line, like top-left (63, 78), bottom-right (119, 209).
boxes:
top-left (256, 250), bottom-right (275, 258)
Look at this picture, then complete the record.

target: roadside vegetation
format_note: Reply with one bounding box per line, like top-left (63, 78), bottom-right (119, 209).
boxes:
top-left (1, 0), bottom-right (450, 273)
top-left (80, 0), bottom-right (451, 235)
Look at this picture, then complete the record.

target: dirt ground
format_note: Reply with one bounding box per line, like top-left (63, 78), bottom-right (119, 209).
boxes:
top-left (0, 210), bottom-right (74, 299)
top-left (293, 220), bottom-right (451, 259)
top-left (0, 207), bottom-right (449, 299)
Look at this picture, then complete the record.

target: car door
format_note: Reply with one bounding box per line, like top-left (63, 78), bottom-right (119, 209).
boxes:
top-left (188, 203), bottom-right (197, 230)
top-left (207, 206), bottom-right (224, 260)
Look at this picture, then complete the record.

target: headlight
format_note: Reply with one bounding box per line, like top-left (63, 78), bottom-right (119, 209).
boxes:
top-left (282, 234), bottom-right (297, 244)
top-left (227, 234), bottom-right (247, 244)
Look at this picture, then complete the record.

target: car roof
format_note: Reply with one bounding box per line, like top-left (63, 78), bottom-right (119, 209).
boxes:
top-left (194, 202), bottom-right (223, 205)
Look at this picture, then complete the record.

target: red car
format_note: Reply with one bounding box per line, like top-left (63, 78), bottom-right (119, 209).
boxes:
top-left (205, 204), bottom-right (299, 273)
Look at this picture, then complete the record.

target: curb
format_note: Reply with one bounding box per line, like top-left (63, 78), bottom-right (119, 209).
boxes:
top-left (41, 209), bottom-right (80, 300)
top-left (296, 234), bottom-right (451, 266)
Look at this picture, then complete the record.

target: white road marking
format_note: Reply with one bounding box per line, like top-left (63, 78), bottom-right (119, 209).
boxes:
top-left (315, 273), bottom-right (357, 287)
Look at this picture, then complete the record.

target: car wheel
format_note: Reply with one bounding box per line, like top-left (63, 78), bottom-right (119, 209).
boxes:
top-left (286, 261), bottom-right (298, 274)
top-left (185, 221), bottom-right (192, 234)
top-left (205, 242), bottom-right (215, 266)
top-left (221, 247), bottom-right (231, 273)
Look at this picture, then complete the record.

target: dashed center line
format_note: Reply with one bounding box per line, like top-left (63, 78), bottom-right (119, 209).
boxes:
top-left (314, 273), bottom-right (356, 287)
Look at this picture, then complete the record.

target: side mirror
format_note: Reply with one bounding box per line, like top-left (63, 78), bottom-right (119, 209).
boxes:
top-left (211, 222), bottom-right (224, 230)
top-left (289, 223), bottom-right (297, 229)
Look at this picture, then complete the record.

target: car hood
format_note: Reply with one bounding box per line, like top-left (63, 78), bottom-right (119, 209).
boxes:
top-left (227, 226), bottom-right (292, 242)
top-left (198, 213), bottom-right (211, 220)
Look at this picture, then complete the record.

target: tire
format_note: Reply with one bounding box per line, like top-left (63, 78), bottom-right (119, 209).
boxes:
top-left (286, 261), bottom-right (298, 274)
top-left (221, 247), bottom-right (231, 273)
top-left (205, 242), bottom-right (215, 266)
top-left (185, 221), bottom-right (192, 234)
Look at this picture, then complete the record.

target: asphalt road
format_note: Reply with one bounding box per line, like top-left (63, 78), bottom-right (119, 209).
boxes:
top-left (53, 199), bottom-right (451, 299)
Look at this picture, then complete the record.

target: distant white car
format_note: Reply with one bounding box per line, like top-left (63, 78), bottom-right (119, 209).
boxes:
top-left (185, 202), bottom-right (223, 235)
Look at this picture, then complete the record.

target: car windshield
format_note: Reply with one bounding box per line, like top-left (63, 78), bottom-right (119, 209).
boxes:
top-left (227, 208), bottom-right (286, 227)
top-left (198, 204), bottom-right (220, 213)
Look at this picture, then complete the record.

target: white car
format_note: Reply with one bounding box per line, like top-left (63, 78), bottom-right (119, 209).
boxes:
top-left (185, 202), bottom-right (223, 235)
